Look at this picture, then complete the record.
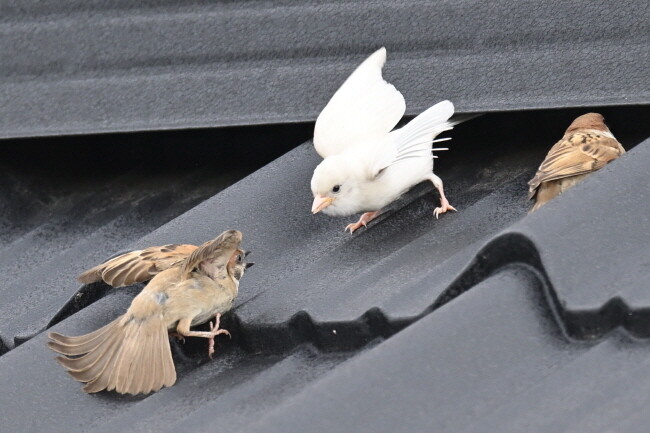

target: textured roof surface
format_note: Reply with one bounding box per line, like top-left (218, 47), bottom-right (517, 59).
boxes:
top-left (1, 0), bottom-right (649, 138)
top-left (1, 1), bottom-right (650, 431)
top-left (1, 106), bottom-right (649, 432)
top-left (0, 123), bottom-right (312, 352)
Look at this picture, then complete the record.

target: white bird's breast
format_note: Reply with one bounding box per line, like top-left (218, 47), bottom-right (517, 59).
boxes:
top-left (331, 154), bottom-right (432, 214)
top-left (367, 157), bottom-right (433, 205)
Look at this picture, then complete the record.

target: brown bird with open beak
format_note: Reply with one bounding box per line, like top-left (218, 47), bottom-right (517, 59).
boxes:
top-left (528, 113), bottom-right (625, 212)
top-left (48, 230), bottom-right (253, 395)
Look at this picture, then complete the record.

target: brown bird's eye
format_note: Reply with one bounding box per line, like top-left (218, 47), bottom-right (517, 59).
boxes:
top-left (332, 185), bottom-right (341, 193)
top-left (237, 254), bottom-right (242, 263)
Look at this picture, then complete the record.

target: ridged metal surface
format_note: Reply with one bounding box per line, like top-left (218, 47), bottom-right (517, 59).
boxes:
top-left (0, 123), bottom-right (312, 351)
top-left (0, 106), bottom-right (649, 432)
top-left (1, 0), bottom-right (649, 138)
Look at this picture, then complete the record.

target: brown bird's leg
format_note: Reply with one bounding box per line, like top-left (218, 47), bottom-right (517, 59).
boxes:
top-left (168, 332), bottom-right (185, 344)
top-left (176, 314), bottom-right (231, 359)
top-left (345, 211), bottom-right (381, 234)
top-left (425, 174), bottom-right (457, 219)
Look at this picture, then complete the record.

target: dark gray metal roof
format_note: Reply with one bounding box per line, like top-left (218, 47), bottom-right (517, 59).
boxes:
top-left (0, 123), bottom-right (311, 351)
top-left (1, 106), bottom-right (649, 432)
top-left (1, 0), bottom-right (649, 138)
top-left (2, 1), bottom-right (650, 431)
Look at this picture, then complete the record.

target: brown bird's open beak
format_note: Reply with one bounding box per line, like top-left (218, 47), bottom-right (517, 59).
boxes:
top-left (312, 194), bottom-right (334, 214)
top-left (244, 250), bottom-right (253, 268)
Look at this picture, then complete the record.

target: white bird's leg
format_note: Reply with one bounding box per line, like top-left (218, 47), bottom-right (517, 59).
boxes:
top-left (425, 174), bottom-right (457, 219)
top-left (345, 211), bottom-right (381, 234)
top-left (177, 313), bottom-right (231, 359)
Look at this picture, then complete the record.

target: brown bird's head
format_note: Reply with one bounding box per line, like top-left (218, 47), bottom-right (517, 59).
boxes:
top-left (565, 112), bottom-right (609, 135)
top-left (227, 249), bottom-right (254, 282)
top-left (180, 230), bottom-right (251, 280)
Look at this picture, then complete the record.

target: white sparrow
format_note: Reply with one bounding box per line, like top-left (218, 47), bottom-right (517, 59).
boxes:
top-left (310, 47), bottom-right (457, 233)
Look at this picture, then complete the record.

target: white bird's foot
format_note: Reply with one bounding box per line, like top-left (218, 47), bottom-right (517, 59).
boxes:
top-left (433, 198), bottom-right (457, 219)
top-left (426, 173), bottom-right (457, 219)
top-left (345, 211), bottom-right (380, 234)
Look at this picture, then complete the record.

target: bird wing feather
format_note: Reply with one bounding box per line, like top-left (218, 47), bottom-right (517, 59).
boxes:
top-left (371, 100), bottom-right (455, 176)
top-left (528, 132), bottom-right (624, 198)
top-left (77, 244), bottom-right (197, 287)
top-left (313, 47), bottom-right (406, 158)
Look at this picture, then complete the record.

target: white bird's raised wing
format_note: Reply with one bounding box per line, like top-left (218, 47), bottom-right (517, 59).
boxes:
top-left (313, 47), bottom-right (406, 158)
top-left (371, 100), bottom-right (455, 177)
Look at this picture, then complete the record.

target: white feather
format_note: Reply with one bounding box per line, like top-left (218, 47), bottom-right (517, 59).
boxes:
top-left (313, 47), bottom-right (406, 158)
top-left (310, 49), bottom-right (463, 221)
top-left (371, 100), bottom-right (455, 176)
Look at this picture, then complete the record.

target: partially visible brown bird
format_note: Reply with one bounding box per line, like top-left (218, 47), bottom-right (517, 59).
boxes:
top-left (528, 113), bottom-right (625, 212)
top-left (48, 230), bottom-right (253, 395)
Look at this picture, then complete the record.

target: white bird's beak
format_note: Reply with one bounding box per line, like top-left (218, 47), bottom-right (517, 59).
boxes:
top-left (312, 194), bottom-right (334, 214)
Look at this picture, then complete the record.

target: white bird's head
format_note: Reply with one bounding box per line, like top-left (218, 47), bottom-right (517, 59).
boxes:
top-left (310, 155), bottom-right (368, 216)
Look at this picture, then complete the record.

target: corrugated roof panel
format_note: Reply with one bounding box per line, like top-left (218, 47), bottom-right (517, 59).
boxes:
top-left (1, 0), bottom-right (648, 138)
top-left (1, 107), bottom-right (649, 432)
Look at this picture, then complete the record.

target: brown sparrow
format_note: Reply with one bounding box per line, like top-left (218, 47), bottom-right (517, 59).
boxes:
top-left (528, 113), bottom-right (625, 212)
top-left (48, 230), bottom-right (253, 395)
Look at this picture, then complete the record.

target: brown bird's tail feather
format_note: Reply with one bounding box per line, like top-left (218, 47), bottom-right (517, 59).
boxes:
top-left (48, 315), bottom-right (176, 395)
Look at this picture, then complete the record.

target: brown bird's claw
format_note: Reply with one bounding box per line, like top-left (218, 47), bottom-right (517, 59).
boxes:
top-left (207, 314), bottom-right (231, 359)
top-left (433, 199), bottom-right (457, 219)
top-left (169, 332), bottom-right (185, 344)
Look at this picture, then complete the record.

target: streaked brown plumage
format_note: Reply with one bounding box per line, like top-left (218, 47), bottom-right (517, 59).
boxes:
top-left (77, 243), bottom-right (198, 287)
top-left (48, 230), bottom-right (253, 395)
top-left (528, 113), bottom-right (625, 212)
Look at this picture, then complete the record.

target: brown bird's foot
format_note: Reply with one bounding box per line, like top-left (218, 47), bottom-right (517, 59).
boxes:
top-left (168, 332), bottom-right (185, 344)
top-left (345, 211), bottom-right (380, 234)
top-left (433, 197), bottom-right (457, 219)
top-left (207, 315), bottom-right (231, 359)
top-left (176, 313), bottom-right (231, 359)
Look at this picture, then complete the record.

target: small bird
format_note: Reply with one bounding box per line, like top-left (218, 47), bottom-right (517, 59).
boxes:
top-left (48, 230), bottom-right (253, 395)
top-left (310, 47), bottom-right (457, 233)
top-left (528, 113), bottom-right (625, 212)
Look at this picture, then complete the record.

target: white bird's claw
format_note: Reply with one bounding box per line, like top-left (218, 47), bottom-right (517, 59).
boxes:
top-left (345, 221), bottom-right (366, 234)
top-left (344, 211), bottom-right (380, 234)
top-left (433, 202), bottom-right (457, 219)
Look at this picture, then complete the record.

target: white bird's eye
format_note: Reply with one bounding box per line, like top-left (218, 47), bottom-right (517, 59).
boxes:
top-left (332, 185), bottom-right (341, 193)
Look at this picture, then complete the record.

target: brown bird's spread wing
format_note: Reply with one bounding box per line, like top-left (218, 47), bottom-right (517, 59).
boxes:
top-left (528, 132), bottom-right (624, 199)
top-left (77, 244), bottom-right (198, 287)
top-left (48, 292), bottom-right (177, 394)
top-left (180, 230), bottom-right (242, 279)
